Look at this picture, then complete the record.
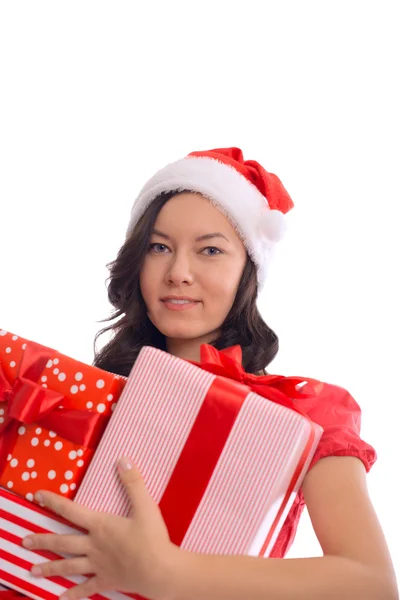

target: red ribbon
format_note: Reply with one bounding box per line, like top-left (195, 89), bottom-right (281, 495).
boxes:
top-left (190, 344), bottom-right (324, 416)
top-left (158, 344), bottom-right (323, 551)
top-left (0, 341), bottom-right (110, 478)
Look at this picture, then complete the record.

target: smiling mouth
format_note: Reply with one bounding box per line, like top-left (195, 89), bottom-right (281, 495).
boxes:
top-left (161, 298), bottom-right (200, 311)
top-left (163, 299), bottom-right (196, 305)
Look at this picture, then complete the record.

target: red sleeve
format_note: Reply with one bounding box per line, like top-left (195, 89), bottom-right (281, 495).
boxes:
top-left (294, 380), bottom-right (378, 473)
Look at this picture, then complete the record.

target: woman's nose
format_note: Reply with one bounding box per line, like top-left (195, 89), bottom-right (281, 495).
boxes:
top-left (165, 252), bottom-right (194, 285)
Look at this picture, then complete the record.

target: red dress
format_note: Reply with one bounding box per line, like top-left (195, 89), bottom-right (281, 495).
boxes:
top-left (269, 379), bottom-right (377, 558)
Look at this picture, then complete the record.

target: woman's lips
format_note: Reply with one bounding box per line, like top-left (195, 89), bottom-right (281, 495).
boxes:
top-left (161, 299), bottom-right (200, 311)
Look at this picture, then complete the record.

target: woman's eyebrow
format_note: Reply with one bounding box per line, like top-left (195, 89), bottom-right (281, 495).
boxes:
top-left (152, 229), bottom-right (230, 243)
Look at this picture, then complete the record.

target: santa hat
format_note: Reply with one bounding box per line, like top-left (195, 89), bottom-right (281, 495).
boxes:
top-left (126, 147), bottom-right (294, 289)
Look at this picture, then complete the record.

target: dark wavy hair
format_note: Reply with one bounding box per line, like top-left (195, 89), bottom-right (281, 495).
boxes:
top-left (93, 191), bottom-right (279, 376)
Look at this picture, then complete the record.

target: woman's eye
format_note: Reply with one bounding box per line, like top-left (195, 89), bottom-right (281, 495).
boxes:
top-left (149, 243), bottom-right (169, 253)
top-left (202, 246), bottom-right (223, 256)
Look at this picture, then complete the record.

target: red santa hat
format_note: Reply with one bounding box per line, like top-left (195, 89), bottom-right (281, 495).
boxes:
top-left (126, 147), bottom-right (294, 289)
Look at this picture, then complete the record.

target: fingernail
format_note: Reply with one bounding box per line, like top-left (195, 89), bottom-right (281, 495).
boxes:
top-left (35, 492), bottom-right (45, 506)
top-left (31, 565), bottom-right (42, 577)
top-left (119, 457), bottom-right (133, 471)
top-left (23, 537), bottom-right (34, 548)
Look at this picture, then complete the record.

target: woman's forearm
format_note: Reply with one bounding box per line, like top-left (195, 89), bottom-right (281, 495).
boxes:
top-left (162, 550), bottom-right (397, 600)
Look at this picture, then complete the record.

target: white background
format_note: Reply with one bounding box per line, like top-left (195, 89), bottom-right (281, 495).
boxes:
top-left (0, 0), bottom-right (399, 583)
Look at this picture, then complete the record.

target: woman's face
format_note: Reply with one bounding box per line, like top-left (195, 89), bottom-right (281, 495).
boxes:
top-left (139, 192), bottom-right (247, 354)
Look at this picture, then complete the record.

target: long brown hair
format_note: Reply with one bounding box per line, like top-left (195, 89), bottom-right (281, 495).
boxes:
top-left (93, 191), bottom-right (279, 376)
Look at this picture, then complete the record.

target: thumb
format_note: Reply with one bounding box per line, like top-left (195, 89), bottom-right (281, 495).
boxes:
top-left (117, 456), bottom-right (149, 511)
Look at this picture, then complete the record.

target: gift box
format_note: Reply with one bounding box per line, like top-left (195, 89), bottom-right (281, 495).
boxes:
top-left (0, 328), bottom-right (127, 500)
top-left (0, 488), bottom-right (129, 600)
top-left (76, 345), bottom-right (324, 556)
top-left (1, 344), bottom-right (324, 600)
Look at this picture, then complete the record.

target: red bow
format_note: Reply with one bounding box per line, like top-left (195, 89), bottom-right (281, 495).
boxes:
top-left (0, 341), bottom-right (110, 477)
top-left (190, 344), bottom-right (324, 417)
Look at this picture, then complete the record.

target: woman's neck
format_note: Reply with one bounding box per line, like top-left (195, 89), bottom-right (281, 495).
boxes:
top-left (166, 335), bottom-right (217, 362)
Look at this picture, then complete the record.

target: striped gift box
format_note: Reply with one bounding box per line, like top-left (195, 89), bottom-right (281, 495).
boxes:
top-left (0, 488), bottom-right (132, 600)
top-left (1, 345), bottom-right (323, 600)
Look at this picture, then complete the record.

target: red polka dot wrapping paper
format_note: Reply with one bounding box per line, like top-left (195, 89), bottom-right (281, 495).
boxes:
top-left (0, 328), bottom-right (127, 502)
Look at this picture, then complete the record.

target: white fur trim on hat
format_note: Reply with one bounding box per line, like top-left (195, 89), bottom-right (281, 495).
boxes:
top-left (126, 156), bottom-right (287, 288)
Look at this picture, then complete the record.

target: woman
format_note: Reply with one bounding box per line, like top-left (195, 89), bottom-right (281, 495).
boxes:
top-left (22, 147), bottom-right (398, 600)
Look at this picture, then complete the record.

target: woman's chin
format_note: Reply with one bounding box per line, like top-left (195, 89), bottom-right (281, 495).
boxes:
top-left (162, 327), bottom-right (204, 340)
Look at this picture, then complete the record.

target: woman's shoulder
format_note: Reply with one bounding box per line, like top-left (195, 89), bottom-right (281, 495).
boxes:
top-left (287, 374), bottom-right (378, 474)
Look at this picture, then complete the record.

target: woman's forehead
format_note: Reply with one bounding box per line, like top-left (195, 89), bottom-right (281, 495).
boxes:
top-left (154, 192), bottom-right (234, 231)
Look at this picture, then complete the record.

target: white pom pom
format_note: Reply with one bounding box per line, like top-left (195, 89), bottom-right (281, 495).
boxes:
top-left (261, 209), bottom-right (287, 242)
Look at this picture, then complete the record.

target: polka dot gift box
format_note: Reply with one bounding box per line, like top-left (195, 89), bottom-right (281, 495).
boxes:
top-left (0, 328), bottom-right (127, 502)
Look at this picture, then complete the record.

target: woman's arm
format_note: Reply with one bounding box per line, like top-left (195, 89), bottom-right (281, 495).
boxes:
top-left (163, 457), bottom-right (398, 600)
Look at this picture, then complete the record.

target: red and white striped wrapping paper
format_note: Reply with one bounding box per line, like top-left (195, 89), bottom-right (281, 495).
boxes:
top-left (1, 345), bottom-right (323, 600)
top-left (0, 488), bottom-right (131, 600)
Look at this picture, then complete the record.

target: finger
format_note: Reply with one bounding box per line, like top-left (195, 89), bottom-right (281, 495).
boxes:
top-left (118, 457), bottom-right (151, 513)
top-left (34, 491), bottom-right (95, 530)
top-left (22, 533), bottom-right (90, 556)
top-left (31, 557), bottom-right (92, 579)
top-left (59, 576), bottom-right (100, 600)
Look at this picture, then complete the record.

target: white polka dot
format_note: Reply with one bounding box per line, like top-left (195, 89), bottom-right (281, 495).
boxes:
top-left (97, 403), bottom-right (106, 413)
top-left (7, 481), bottom-right (14, 488)
top-left (31, 437), bottom-right (39, 447)
top-left (75, 372), bottom-right (83, 381)
top-left (10, 361), bottom-right (16, 368)
top-left (26, 492), bottom-right (34, 501)
top-left (5, 347), bottom-right (11, 354)
top-left (7, 453), bottom-right (12, 460)
top-left (27, 459), bottom-right (35, 468)
top-left (70, 385), bottom-right (79, 394)
top-left (12, 335), bottom-right (18, 341)
top-left (42, 383), bottom-right (48, 388)
top-left (77, 460), bottom-right (84, 467)
top-left (46, 360), bottom-right (53, 368)
top-left (21, 472), bottom-right (30, 481)
top-left (53, 368), bottom-right (59, 375)
top-left (79, 384), bottom-right (86, 391)
top-left (69, 450), bottom-right (77, 460)
top-left (107, 394), bottom-right (114, 402)
top-left (10, 458), bottom-right (18, 468)
top-left (0, 409), bottom-right (4, 415)
top-left (18, 426), bottom-right (26, 435)
top-left (96, 379), bottom-right (106, 389)
top-left (77, 449), bottom-right (84, 457)
top-left (54, 441), bottom-right (63, 451)
top-left (86, 401), bottom-right (93, 409)
top-left (59, 405), bottom-right (64, 409)
top-left (48, 470), bottom-right (56, 480)
top-left (58, 372), bottom-right (66, 382)
top-left (0, 417), bottom-right (4, 424)
top-left (44, 439), bottom-right (50, 447)
top-left (53, 358), bottom-right (59, 365)
top-left (22, 343), bottom-right (27, 349)
top-left (111, 403), bottom-right (117, 412)
top-left (49, 431), bottom-right (57, 438)
top-left (64, 470), bottom-right (74, 480)
top-left (35, 428), bottom-right (42, 435)
top-left (70, 483), bottom-right (76, 490)
top-left (0, 329), bottom-right (8, 336)
top-left (41, 376), bottom-right (47, 382)
top-left (60, 483), bottom-right (69, 494)
top-left (31, 471), bottom-right (37, 479)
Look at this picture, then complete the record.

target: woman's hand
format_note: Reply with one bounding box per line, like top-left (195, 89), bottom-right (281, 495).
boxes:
top-left (22, 457), bottom-right (180, 600)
